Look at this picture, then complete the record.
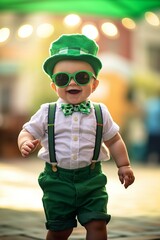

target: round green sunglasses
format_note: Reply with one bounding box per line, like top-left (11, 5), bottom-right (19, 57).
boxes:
top-left (51, 70), bottom-right (96, 88)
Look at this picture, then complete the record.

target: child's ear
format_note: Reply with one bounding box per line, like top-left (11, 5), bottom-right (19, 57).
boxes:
top-left (92, 79), bottom-right (99, 92)
top-left (50, 82), bottom-right (57, 91)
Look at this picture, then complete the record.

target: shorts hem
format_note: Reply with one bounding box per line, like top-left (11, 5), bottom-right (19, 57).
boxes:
top-left (78, 212), bottom-right (111, 226)
top-left (45, 219), bottom-right (77, 231)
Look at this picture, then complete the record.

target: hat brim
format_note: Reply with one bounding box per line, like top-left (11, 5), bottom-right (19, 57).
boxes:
top-left (43, 54), bottom-right (102, 78)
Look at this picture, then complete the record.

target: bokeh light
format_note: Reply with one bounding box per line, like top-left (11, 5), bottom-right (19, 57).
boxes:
top-left (64, 14), bottom-right (81, 27)
top-left (0, 27), bottom-right (10, 43)
top-left (36, 23), bottom-right (54, 38)
top-left (17, 24), bottom-right (33, 38)
top-left (81, 24), bottom-right (99, 40)
top-left (145, 12), bottom-right (160, 26)
top-left (122, 18), bottom-right (136, 29)
top-left (101, 22), bottom-right (119, 38)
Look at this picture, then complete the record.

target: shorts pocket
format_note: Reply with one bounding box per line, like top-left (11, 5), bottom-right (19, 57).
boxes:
top-left (38, 172), bottom-right (47, 190)
top-left (102, 173), bottom-right (107, 185)
top-left (99, 173), bottom-right (107, 186)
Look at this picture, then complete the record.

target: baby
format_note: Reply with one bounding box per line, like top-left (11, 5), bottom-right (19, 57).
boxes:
top-left (18, 34), bottom-right (135, 240)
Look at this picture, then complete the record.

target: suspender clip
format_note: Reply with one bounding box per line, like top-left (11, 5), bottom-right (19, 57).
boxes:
top-left (90, 162), bottom-right (96, 169)
top-left (52, 165), bottom-right (58, 172)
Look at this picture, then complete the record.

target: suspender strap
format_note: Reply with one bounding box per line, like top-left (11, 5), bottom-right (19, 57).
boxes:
top-left (92, 103), bottom-right (103, 160)
top-left (48, 103), bottom-right (57, 163)
top-left (48, 103), bottom-right (103, 163)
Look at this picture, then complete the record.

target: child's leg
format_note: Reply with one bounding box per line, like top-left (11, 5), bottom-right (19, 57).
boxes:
top-left (84, 220), bottom-right (107, 240)
top-left (46, 228), bottom-right (73, 240)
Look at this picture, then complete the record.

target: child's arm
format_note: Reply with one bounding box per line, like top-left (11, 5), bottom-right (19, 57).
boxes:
top-left (104, 133), bottom-right (135, 188)
top-left (18, 129), bottom-right (40, 158)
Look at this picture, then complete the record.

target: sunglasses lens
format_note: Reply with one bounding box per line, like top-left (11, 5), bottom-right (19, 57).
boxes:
top-left (75, 71), bottom-right (90, 85)
top-left (55, 73), bottom-right (69, 87)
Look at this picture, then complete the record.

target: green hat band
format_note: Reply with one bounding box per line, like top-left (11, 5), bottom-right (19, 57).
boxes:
top-left (51, 47), bottom-right (89, 55)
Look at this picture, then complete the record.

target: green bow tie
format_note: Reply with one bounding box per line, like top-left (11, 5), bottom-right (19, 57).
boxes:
top-left (61, 101), bottom-right (91, 116)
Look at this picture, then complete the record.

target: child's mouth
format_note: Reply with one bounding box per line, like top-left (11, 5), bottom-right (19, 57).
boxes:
top-left (67, 89), bottom-right (81, 94)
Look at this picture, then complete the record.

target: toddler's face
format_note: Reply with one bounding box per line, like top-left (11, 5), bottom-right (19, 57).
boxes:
top-left (51, 60), bottom-right (99, 104)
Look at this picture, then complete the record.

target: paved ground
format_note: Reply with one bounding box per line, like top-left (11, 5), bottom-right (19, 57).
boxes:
top-left (0, 158), bottom-right (160, 240)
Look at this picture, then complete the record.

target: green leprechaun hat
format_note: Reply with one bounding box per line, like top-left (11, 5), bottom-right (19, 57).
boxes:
top-left (43, 34), bottom-right (102, 78)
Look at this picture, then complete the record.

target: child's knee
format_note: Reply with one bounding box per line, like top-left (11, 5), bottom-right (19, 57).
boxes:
top-left (46, 228), bottom-right (73, 240)
top-left (84, 220), bottom-right (107, 240)
top-left (84, 220), bottom-right (107, 232)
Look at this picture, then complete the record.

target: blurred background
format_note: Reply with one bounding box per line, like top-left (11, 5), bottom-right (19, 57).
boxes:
top-left (0, 0), bottom-right (160, 164)
top-left (0, 1), bottom-right (160, 239)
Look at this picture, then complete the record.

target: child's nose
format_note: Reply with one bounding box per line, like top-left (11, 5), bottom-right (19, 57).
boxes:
top-left (69, 78), bottom-right (77, 85)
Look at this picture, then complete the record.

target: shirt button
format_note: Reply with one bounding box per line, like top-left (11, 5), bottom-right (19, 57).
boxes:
top-left (74, 116), bottom-right (78, 121)
top-left (72, 155), bottom-right (77, 160)
top-left (73, 136), bottom-right (78, 141)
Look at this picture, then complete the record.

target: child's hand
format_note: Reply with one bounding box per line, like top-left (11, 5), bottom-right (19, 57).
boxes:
top-left (20, 139), bottom-right (40, 158)
top-left (118, 166), bottom-right (135, 188)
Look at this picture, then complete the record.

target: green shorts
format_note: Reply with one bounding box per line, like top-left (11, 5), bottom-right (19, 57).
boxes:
top-left (38, 162), bottom-right (111, 231)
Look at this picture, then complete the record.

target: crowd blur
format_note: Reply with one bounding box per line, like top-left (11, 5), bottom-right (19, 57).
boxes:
top-left (124, 88), bottom-right (160, 164)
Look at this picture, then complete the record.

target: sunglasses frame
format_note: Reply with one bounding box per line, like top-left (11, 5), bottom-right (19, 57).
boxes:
top-left (51, 70), bottom-right (96, 88)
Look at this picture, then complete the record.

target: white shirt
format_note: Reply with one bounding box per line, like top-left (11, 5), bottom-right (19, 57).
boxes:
top-left (23, 98), bottom-right (119, 169)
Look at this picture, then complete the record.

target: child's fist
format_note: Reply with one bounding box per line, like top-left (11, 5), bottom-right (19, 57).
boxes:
top-left (118, 166), bottom-right (135, 188)
top-left (21, 139), bottom-right (40, 158)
